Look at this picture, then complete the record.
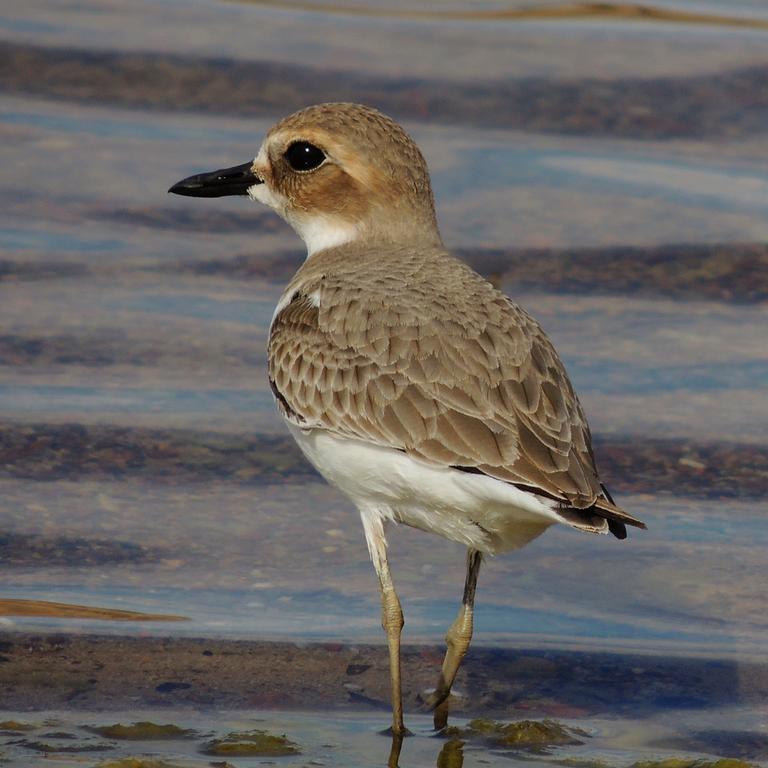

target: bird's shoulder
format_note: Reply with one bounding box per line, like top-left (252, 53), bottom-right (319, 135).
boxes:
top-left (272, 243), bottom-right (544, 363)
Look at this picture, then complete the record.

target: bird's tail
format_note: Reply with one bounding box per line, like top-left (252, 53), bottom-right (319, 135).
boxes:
top-left (556, 484), bottom-right (647, 540)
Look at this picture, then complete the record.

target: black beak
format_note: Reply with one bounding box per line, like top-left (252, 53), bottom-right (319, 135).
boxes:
top-left (168, 162), bottom-right (262, 198)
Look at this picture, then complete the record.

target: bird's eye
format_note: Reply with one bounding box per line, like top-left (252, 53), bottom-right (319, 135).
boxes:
top-left (284, 141), bottom-right (326, 172)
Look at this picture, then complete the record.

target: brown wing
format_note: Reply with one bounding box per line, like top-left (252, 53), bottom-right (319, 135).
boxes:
top-left (268, 250), bottom-right (644, 532)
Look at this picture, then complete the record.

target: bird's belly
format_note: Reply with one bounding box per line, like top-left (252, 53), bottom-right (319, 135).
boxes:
top-left (287, 425), bottom-right (558, 554)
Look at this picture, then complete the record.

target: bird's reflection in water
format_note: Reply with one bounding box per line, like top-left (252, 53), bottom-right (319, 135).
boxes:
top-left (435, 737), bottom-right (464, 768)
top-left (386, 731), bottom-right (465, 767)
top-left (387, 732), bottom-right (404, 768)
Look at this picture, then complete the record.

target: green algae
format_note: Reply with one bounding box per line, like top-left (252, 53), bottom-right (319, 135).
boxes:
top-left (631, 760), bottom-right (756, 768)
top-left (201, 729), bottom-right (301, 757)
top-left (87, 721), bottom-right (196, 740)
top-left (461, 718), bottom-right (588, 749)
top-left (14, 738), bottom-right (113, 753)
top-left (548, 759), bottom-right (615, 768)
top-left (0, 720), bottom-right (36, 732)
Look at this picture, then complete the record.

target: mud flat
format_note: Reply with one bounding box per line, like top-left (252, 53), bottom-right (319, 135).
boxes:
top-left (0, 632), bottom-right (766, 718)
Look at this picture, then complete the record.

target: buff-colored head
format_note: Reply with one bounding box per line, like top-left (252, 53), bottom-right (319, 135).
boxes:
top-left (170, 103), bottom-right (441, 256)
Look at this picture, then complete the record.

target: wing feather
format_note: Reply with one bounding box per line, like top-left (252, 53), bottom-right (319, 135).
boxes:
top-left (268, 246), bottom-right (645, 530)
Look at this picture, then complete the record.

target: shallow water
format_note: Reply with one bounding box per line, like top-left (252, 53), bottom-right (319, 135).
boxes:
top-left (1, 0), bottom-right (767, 763)
top-left (2, 705), bottom-right (768, 767)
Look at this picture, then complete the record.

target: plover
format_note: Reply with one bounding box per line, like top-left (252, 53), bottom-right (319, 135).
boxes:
top-left (169, 103), bottom-right (646, 736)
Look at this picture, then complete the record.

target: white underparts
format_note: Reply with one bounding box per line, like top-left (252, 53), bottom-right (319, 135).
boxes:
top-left (287, 425), bottom-right (559, 555)
top-left (359, 507), bottom-right (389, 580)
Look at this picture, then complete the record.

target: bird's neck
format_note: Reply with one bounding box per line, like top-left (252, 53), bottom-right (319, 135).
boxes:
top-left (298, 213), bottom-right (442, 261)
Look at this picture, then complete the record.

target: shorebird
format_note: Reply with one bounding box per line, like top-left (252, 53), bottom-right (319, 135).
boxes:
top-left (169, 103), bottom-right (646, 736)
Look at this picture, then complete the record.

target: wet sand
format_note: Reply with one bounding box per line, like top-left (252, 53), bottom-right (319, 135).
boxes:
top-left (2, 40), bottom-right (768, 140)
top-left (2, 632), bottom-right (767, 719)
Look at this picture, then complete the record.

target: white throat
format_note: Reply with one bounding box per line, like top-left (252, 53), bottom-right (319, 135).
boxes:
top-left (294, 215), bottom-right (358, 257)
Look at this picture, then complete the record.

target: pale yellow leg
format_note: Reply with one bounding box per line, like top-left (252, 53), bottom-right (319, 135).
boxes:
top-left (379, 569), bottom-right (405, 735)
top-left (360, 510), bottom-right (407, 736)
top-left (431, 549), bottom-right (482, 730)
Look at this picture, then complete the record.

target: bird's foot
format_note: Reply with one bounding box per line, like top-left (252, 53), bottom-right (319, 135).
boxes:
top-left (417, 686), bottom-right (465, 712)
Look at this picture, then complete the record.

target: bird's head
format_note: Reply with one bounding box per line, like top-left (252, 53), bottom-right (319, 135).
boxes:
top-left (169, 102), bottom-right (441, 256)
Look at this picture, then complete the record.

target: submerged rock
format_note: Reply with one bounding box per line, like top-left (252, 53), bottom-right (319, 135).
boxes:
top-left (13, 738), bottom-right (113, 753)
top-left (631, 760), bottom-right (757, 768)
top-left (95, 759), bottom-right (192, 768)
top-left (444, 718), bottom-right (588, 753)
top-left (201, 729), bottom-right (300, 757)
top-left (87, 722), bottom-right (196, 740)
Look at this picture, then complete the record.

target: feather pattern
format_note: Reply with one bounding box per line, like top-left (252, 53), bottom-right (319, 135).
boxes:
top-left (268, 242), bottom-right (645, 534)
